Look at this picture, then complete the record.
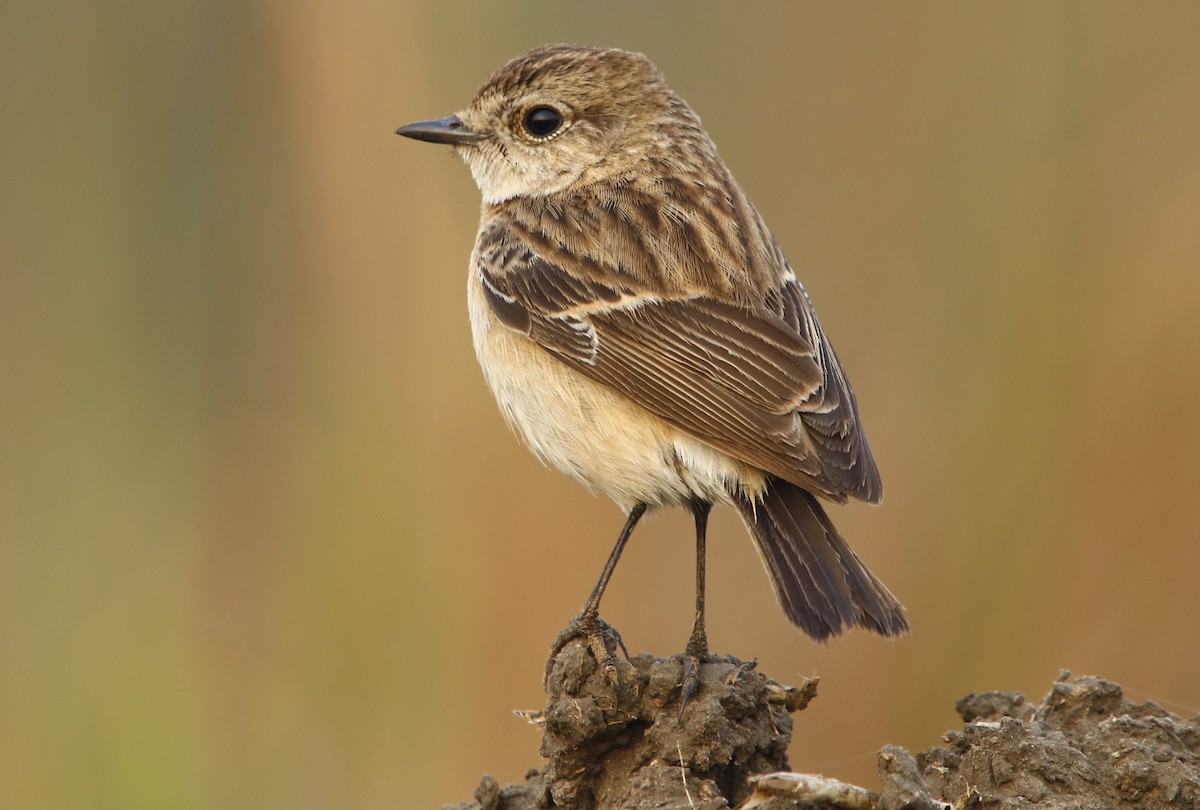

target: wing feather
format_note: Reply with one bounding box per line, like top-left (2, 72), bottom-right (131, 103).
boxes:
top-left (475, 202), bottom-right (881, 503)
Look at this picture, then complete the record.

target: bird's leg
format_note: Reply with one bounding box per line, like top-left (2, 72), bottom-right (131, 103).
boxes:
top-left (680, 498), bottom-right (713, 713)
top-left (546, 503), bottom-right (647, 691)
top-left (686, 498), bottom-right (713, 657)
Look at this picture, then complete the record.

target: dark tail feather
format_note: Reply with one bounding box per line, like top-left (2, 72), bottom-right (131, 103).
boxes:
top-left (732, 476), bottom-right (908, 641)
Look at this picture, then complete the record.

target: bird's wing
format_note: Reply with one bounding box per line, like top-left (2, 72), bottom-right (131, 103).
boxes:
top-left (475, 216), bottom-right (881, 504)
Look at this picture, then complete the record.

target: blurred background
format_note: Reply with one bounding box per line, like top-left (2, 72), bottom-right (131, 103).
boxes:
top-left (3, 2), bottom-right (1199, 807)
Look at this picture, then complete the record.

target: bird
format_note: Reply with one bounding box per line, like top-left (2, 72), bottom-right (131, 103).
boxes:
top-left (396, 44), bottom-right (907, 697)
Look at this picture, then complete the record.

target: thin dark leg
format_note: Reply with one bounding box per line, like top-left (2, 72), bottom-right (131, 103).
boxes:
top-left (546, 503), bottom-right (648, 691)
top-left (680, 499), bottom-right (713, 715)
top-left (580, 502), bottom-right (648, 619)
top-left (686, 499), bottom-right (713, 657)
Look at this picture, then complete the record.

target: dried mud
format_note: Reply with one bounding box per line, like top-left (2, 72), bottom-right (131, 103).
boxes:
top-left (446, 640), bottom-right (1199, 810)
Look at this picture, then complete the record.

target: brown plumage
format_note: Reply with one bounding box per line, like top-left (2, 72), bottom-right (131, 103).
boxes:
top-left (397, 44), bottom-right (906, 687)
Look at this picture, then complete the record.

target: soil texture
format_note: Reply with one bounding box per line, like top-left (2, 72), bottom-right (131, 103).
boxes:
top-left (446, 640), bottom-right (1198, 810)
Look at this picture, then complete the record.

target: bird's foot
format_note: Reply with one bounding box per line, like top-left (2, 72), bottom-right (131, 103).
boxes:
top-left (679, 631), bottom-right (713, 719)
top-left (679, 633), bottom-right (756, 719)
top-left (545, 611), bottom-right (629, 692)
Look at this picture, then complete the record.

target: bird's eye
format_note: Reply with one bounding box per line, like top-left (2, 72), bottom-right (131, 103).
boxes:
top-left (523, 106), bottom-right (563, 138)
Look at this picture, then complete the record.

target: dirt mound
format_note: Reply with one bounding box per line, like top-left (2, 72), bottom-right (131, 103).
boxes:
top-left (446, 642), bottom-right (1199, 810)
top-left (877, 672), bottom-right (1200, 809)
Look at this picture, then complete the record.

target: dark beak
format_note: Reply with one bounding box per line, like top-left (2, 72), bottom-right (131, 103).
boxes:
top-left (395, 115), bottom-right (485, 145)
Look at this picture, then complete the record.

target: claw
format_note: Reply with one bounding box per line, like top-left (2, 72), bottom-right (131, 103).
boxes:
top-left (678, 651), bottom-right (743, 720)
top-left (679, 653), bottom-right (702, 720)
top-left (545, 612), bottom-right (627, 700)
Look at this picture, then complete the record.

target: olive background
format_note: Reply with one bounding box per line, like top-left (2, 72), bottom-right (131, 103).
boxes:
top-left (3, 2), bottom-right (1200, 808)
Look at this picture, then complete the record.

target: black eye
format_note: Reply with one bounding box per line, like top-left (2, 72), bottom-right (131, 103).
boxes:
top-left (523, 106), bottom-right (563, 138)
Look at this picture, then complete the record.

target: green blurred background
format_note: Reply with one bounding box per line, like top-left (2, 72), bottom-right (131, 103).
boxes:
top-left (3, 2), bottom-right (1199, 807)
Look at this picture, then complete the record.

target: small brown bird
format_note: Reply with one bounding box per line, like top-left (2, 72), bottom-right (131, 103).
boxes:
top-left (397, 44), bottom-right (906, 693)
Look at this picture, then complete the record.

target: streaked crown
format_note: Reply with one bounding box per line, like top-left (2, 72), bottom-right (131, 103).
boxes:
top-left (449, 44), bottom-right (713, 204)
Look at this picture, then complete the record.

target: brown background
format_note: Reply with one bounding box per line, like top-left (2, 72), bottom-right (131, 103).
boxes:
top-left (3, 2), bottom-right (1199, 808)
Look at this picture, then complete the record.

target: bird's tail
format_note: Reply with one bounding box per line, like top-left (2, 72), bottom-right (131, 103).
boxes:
top-left (732, 476), bottom-right (908, 641)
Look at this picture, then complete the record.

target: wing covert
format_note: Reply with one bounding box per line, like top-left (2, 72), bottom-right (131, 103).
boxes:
top-left (475, 213), bottom-right (881, 502)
